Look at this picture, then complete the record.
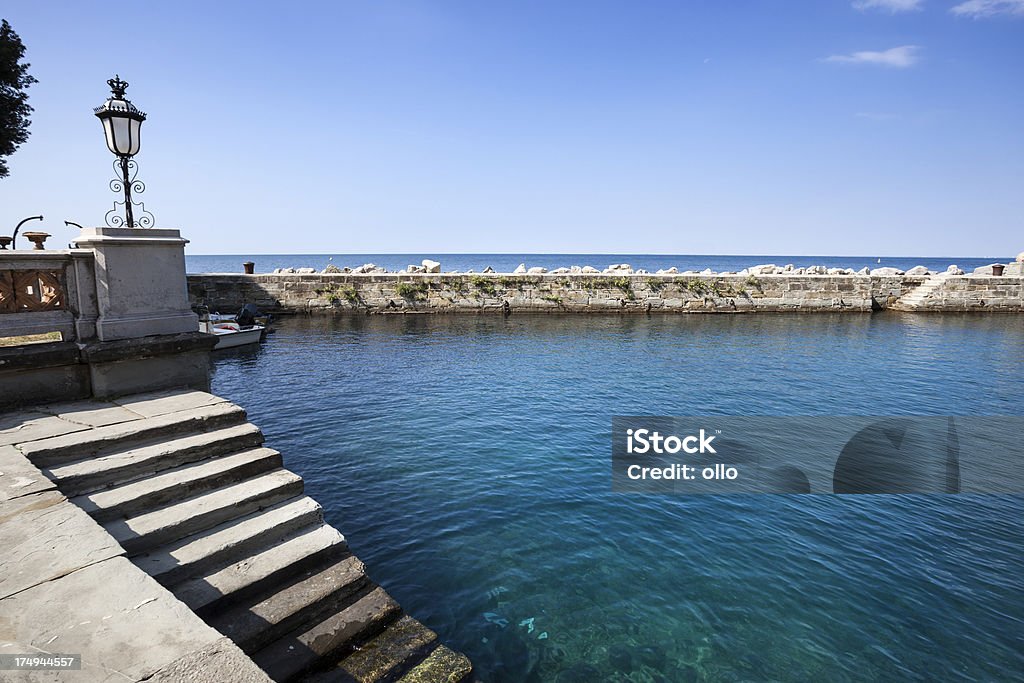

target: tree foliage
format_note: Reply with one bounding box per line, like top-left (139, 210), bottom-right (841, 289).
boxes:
top-left (0, 19), bottom-right (37, 179)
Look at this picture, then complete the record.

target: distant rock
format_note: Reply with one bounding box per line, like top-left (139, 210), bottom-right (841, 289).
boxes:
top-left (827, 267), bottom-right (853, 275)
top-left (749, 264), bottom-right (777, 275)
top-left (635, 269), bottom-right (649, 274)
top-left (581, 266), bottom-right (599, 273)
top-left (513, 263), bottom-right (527, 274)
top-left (656, 267), bottom-right (678, 275)
top-left (699, 268), bottom-right (714, 276)
top-left (783, 264), bottom-right (795, 272)
top-left (551, 267), bottom-right (570, 274)
top-left (570, 265), bottom-right (582, 274)
top-left (805, 265), bottom-right (828, 275)
top-left (352, 263), bottom-right (376, 274)
top-left (793, 267), bottom-right (807, 275)
top-left (296, 267), bottom-right (316, 274)
top-left (527, 266), bottom-right (548, 274)
top-left (605, 264), bottom-right (633, 274)
top-left (1017, 252), bottom-right (1024, 263)
top-left (972, 263), bottom-right (1005, 276)
top-left (945, 265), bottom-right (964, 275)
top-left (405, 265), bottom-right (425, 274)
top-left (856, 267), bottom-right (870, 276)
top-left (905, 265), bottom-right (932, 276)
top-left (321, 264), bottom-right (342, 274)
top-left (422, 259), bottom-right (441, 273)
top-left (870, 267), bottom-right (904, 276)
top-left (483, 266), bottom-right (495, 273)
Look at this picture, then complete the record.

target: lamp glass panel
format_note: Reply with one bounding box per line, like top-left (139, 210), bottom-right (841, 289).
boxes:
top-left (111, 117), bottom-right (132, 155)
top-left (127, 118), bottom-right (142, 156)
top-left (101, 118), bottom-right (118, 155)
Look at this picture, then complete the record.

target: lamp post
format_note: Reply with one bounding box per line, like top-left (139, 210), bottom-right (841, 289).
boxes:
top-left (94, 75), bottom-right (153, 228)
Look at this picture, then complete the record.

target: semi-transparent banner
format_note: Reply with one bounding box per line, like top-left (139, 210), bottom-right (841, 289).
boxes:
top-left (611, 417), bottom-right (1024, 493)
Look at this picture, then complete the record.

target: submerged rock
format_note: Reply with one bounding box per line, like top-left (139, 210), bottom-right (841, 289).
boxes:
top-left (557, 663), bottom-right (602, 683)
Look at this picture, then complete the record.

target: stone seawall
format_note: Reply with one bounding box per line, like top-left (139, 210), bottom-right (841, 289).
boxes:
top-left (186, 273), bottom-right (1024, 314)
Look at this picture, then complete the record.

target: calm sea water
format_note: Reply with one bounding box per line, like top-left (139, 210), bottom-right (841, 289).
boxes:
top-left (209, 313), bottom-right (1024, 682)
top-left (186, 253), bottom-right (1006, 275)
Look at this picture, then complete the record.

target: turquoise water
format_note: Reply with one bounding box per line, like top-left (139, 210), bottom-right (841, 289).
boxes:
top-left (209, 313), bottom-right (1024, 682)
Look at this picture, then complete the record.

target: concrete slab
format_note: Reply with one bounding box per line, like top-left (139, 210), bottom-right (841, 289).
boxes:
top-left (332, 615), bottom-right (438, 682)
top-left (103, 469), bottom-right (303, 554)
top-left (397, 645), bottom-right (473, 683)
top-left (135, 496), bottom-right (322, 586)
top-left (36, 400), bottom-right (143, 428)
top-left (144, 637), bottom-right (273, 683)
top-left (0, 556), bottom-right (225, 682)
top-left (19, 402), bottom-right (247, 467)
top-left (253, 586), bottom-right (401, 682)
top-left (72, 447), bottom-right (282, 522)
top-left (112, 389), bottom-right (229, 419)
top-left (0, 412), bottom-right (89, 448)
top-left (0, 445), bottom-right (55, 503)
top-left (0, 491), bottom-right (122, 600)
top-left (176, 524), bottom-right (346, 612)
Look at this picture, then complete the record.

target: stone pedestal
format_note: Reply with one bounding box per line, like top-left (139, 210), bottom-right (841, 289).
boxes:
top-left (73, 228), bottom-right (198, 342)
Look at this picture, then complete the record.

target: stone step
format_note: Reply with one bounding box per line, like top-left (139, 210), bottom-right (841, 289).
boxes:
top-left (20, 402), bottom-right (248, 467)
top-left (106, 469), bottom-right (304, 555)
top-left (208, 554), bottom-right (369, 654)
top-left (396, 645), bottom-right (473, 683)
top-left (252, 586), bottom-right (401, 683)
top-left (46, 423), bottom-right (264, 497)
top-left (72, 447), bottom-right (283, 523)
top-left (310, 616), bottom-right (439, 683)
top-left (175, 523), bottom-right (349, 617)
top-left (138, 496), bottom-right (324, 587)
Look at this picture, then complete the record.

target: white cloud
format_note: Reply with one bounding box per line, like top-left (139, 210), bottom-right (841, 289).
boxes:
top-left (824, 45), bottom-right (921, 68)
top-left (951, 0), bottom-right (1024, 17)
top-left (852, 0), bottom-right (924, 12)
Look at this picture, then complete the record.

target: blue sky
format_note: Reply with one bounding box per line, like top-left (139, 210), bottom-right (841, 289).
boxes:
top-left (1, 1), bottom-right (1022, 256)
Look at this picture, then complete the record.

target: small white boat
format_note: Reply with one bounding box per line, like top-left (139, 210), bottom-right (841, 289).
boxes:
top-left (201, 320), bottom-right (265, 349)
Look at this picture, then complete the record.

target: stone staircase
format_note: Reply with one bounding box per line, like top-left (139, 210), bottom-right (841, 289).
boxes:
top-left (893, 275), bottom-right (948, 311)
top-left (18, 390), bottom-right (472, 683)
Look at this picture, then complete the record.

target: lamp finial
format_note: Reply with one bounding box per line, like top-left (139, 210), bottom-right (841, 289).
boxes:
top-left (107, 74), bottom-right (129, 99)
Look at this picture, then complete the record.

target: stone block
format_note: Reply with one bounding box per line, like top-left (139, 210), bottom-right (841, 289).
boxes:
top-left (0, 491), bottom-right (122, 599)
top-left (0, 557), bottom-right (229, 681)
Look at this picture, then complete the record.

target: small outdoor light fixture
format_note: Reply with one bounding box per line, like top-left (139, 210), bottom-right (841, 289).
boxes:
top-left (94, 75), bottom-right (154, 228)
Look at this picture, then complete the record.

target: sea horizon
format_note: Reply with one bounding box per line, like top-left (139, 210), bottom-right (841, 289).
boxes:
top-left (186, 252), bottom-right (1010, 275)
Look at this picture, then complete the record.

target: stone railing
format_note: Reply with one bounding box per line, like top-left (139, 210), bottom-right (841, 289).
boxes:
top-left (1, 228), bottom-right (209, 408)
top-left (0, 250), bottom-right (98, 342)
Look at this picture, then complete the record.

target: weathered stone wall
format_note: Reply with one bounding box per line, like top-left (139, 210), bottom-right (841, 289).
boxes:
top-left (186, 273), bottom-right (1024, 315)
top-left (911, 276), bottom-right (1024, 311)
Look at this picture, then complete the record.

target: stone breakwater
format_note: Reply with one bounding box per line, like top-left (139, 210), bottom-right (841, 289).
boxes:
top-left (188, 267), bottom-right (1024, 315)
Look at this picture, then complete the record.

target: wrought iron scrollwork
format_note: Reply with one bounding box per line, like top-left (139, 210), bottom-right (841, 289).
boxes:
top-left (105, 158), bottom-right (155, 228)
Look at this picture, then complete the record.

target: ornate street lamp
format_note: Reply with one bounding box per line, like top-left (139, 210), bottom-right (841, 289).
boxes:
top-left (94, 75), bottom-right (154, 228)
